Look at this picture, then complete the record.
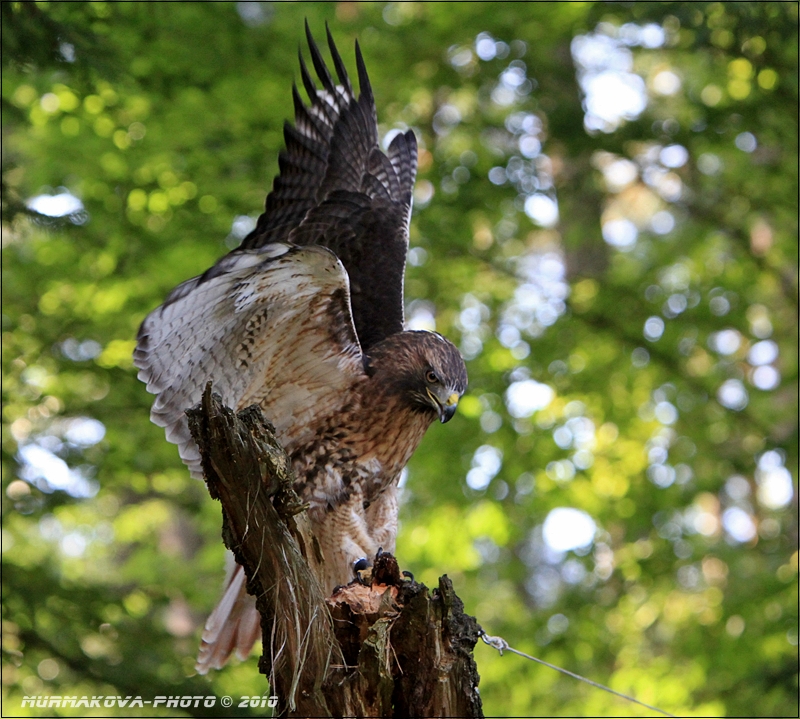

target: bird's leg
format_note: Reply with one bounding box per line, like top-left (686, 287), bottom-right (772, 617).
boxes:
top-left (364, 488), bottom-right (398, 555)
top-left (329, 491), bottom-right (380, 586)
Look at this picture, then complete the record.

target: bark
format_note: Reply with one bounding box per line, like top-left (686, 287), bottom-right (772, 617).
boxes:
top-left (186, 384), bottom-right (483, 718)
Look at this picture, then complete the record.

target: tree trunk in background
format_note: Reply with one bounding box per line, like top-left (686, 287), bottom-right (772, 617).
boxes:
top-left (187, 385), bottom-right (484, 718)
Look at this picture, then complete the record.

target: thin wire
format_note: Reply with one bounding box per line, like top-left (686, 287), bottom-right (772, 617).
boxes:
top-left (479, 632), bottom-right (678, 718)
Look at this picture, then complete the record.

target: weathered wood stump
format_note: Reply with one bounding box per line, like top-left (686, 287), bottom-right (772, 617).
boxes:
top-left (187, 384), bottom-right (483, 718)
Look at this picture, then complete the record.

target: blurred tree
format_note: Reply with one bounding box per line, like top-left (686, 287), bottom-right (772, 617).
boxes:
top-left (2, 2), bottom-right (797, 717)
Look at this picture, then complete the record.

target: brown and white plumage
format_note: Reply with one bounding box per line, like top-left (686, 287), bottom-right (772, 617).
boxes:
top-left (134, 24), bottom-right (467, 674)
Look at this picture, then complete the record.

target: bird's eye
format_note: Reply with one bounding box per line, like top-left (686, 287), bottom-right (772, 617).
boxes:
top-left (426, 370), bottom-right (439, 384)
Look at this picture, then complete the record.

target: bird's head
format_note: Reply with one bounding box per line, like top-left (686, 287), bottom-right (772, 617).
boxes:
top-left (365, 331), bottom-right (468, 423)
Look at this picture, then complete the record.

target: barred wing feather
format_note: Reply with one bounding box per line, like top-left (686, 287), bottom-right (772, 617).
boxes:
top-left (241, 23), bottom-right (417, 350)
top-left (133, 244), bottom-right (364, 477)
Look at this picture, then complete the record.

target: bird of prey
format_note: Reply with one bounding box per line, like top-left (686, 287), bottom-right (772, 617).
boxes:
top-left (134, 24), bottom-right (467, 673)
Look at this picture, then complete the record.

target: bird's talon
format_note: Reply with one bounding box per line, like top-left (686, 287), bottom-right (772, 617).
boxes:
top-left (353, 556), bottom-right (373, 585)
top-left (402, 570), bottom-right (414, 582)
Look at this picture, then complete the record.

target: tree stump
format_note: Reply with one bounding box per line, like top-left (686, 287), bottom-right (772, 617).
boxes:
top-left (186, 384), bottom-right (483, 718)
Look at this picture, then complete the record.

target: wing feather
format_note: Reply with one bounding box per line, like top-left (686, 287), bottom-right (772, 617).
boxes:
top-left (240, 24), bottom-right (417, 349)
top-left (134, 244), bottom-right (364, 477)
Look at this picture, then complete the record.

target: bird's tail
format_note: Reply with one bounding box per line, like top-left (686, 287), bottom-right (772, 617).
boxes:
top-left (195, 562), bottom-right (260, 674)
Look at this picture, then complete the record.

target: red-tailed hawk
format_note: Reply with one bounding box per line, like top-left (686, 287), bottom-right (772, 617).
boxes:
top-left (134, 24), bottom-right (467, 673)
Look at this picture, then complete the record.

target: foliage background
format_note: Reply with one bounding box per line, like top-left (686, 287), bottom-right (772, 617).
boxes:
top-left (2, 2), bottom-right (797, 717)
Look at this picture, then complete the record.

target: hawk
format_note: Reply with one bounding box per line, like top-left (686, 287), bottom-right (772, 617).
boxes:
top-left (134, 24), bottom-right (467, 673)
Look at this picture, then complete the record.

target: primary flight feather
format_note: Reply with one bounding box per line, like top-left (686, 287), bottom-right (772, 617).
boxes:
top-left (134, 23), bottom-right (467, 673)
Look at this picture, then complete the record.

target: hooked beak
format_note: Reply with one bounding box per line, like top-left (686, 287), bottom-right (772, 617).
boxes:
top-left (428, 389), bottom-right (460, 423)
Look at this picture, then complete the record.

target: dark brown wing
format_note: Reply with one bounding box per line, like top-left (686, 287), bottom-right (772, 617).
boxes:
top-left (240, 22), bottom-right (417, 350)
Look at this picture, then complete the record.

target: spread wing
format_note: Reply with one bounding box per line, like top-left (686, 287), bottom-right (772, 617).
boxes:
top-left (133, 244), bottom-right (364, 478)
top-left (240, 22), bottom-right (417, 350)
